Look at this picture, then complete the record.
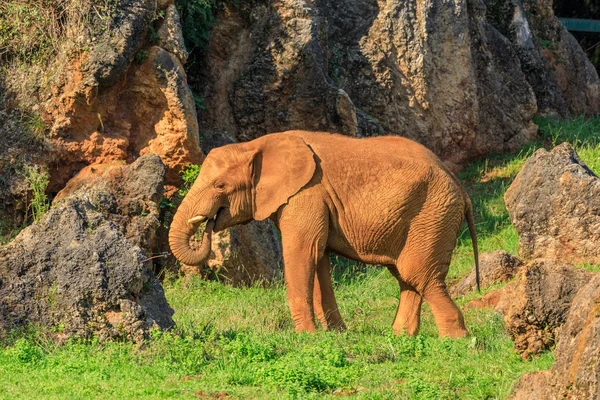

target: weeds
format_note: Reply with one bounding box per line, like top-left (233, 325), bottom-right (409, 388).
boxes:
top-left (24, 165), bottom-right (49, 222)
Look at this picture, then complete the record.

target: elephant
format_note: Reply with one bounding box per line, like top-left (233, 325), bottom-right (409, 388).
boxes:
top-left (169, 131), bottom-right (480, 337)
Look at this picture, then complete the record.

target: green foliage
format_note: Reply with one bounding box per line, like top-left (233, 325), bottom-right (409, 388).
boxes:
top-left (134, 49), bottom-right (148, 64)
top-left (178, 163), bottom-right (202, 197)
top-left (192, 92), bottom-right (206, 110)
top-left (175, 0), bottom-right (218, 52)
top-left (24, 164), bottom-right (50, 222)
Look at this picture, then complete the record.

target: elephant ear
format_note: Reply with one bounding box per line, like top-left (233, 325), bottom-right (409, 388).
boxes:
top-left (252, 134), bottom-right (317, 221)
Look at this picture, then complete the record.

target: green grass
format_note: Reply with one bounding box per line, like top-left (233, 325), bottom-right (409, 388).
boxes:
top-left (3, 116), bottom-right (600, 399)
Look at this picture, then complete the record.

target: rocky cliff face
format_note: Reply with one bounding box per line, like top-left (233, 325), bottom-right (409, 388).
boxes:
top-left (195, 0), bottom-right (599, 165)
top-left (38, 0), bottom-right (203, 191)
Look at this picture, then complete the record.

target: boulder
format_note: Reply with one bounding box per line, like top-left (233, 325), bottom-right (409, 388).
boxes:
top-left (205, 220), bottom-right (283, 286)
top-left (508, 273), bottom-right (600, 400)
top-left (505, 143), bottom-right (600, 263)
top-left (0, 195), bottom-right (174, 342)
top-left (196, 0), bottom-right (599, 165)
top-left (53, 154), bottom-right (168, 269)
top-left (450, 250), bottom-right (523, 297)
top-left (502, 259), bottom-right (590, 358)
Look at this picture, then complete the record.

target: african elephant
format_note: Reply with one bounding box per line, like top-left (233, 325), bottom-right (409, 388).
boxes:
top-left (169, 131), bottom-right (479, 337)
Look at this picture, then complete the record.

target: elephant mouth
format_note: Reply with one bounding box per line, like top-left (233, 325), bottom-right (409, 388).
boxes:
top-left (188, 206), bottom-right (228, 232)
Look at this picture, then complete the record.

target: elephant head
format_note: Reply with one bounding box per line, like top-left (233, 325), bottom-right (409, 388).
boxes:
top-left (169, 134), bottom-right (317, 266)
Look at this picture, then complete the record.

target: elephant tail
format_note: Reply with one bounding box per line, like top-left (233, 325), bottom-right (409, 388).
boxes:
top-left (465, 197), bottom-right (480, 292)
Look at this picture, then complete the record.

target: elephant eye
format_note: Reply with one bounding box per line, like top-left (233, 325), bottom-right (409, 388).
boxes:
top-left (214, 182), bottom-right (226, 191)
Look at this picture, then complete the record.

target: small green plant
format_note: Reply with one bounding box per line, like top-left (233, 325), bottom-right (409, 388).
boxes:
top-left (22, 112), bottom-right (46, 138)
top-left (149, 26), bottom-right (161, 44)
top-left (134, 49), bottom-right (148, 64)
top-left (24, 164), bottom-right (50, 222)
top-left (192, 92), bottom-right (206, 110)
top-left (178, 163), bottom-right (202, 197)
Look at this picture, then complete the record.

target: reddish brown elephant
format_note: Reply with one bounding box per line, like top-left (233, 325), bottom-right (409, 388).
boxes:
top-left (169, 131), bottom-right (479, 337)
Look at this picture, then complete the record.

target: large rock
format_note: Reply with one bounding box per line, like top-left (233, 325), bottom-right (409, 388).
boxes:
top-left (196, 0), bottom-right (598, 165)
top-left (502, 259), bottom-right (590, 358)
top-left (53, 154), bottom-right (167, 266)
top-left (450, 250), bottom-right (523, 297)
top-left (505, 143), bottom-right (600, 263)
top-left (204, 220), bottom-right (283, 286)
top-left (0, 195), bottom-right (174, 342)
top-left (508, 273), bottom-right (600, 399)
top-left (485, 0), bottom-right (600, 116)
top-left (40, 0), bottom-right (203, 190)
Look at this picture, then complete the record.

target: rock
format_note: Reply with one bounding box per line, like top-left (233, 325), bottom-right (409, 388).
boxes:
top-left (0, 195), bottom-right (174, 342)
top-left (450, 251), bottom-right (523, 297)
top-left (508, 273), bottom-right (600, 399)
top-left (505, 143), bottom-right (600, 263)
top-left (507, 370), bottom-right (553, 400)
top-left (205, 220), bottom-right (283, 286)
top-left (196, 0), bottom-right (598, 165)
top-left (502, 259), bottom-right (590, 358)
top-left (484, 0), bottom-right (600, 116)
top-left (158, 4), bottom-right (189, 64)
top-left (40, 1), bottom-right (202, 191)
top-left (53, 154), bottom-right (167, 266)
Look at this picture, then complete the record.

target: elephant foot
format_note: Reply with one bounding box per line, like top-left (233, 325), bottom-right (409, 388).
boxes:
top-left (438, 326), bottom-right (469, 338)
top-left (324, 320), bottom-right (347, 332)
top-left (393, 325), bottom-right (420, 337)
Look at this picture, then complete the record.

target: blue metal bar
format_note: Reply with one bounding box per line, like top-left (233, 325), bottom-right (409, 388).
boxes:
top-left (559, 18), bottom-right (600, 33)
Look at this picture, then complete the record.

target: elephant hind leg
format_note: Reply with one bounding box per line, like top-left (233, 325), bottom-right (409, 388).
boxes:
top-left (421, 280), bottom-right (468, 338)
top-left (313, 252), bottom-right (346, 331)
top-left (397, 253), bottom-right (467, 338)
top-left (387, 266), bottom-right (423, 336)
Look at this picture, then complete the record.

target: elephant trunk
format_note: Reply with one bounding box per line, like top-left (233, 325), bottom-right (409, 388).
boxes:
top-left (168, 202), bottom-right (215, 266)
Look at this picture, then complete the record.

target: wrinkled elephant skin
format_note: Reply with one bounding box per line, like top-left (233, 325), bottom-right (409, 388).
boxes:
top-left (169, 131), bottom-right (479, 337)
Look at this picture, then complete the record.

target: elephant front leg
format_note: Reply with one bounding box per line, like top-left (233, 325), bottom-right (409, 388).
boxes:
top-left (282, 241), bottom-right (321, 332)
top-left (279, 205), bottom-right (329, 333)
top-left (313, 252), bottom-right (346, 331)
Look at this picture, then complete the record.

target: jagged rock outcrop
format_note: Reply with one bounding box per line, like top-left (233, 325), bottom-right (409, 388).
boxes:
top-left (39, 0), bottom-right (202, 191)
top-left (53, 154), bottom-right (168, 266)
top-left (505, 143), bottom-right (600, 263)
top-left (0, 192), bottom-right (174, 342)
top-left (501, 259), bottom-right (590, 358)
top-left (196, 0), bottom-right (598, 166)
top-left (486, 0), bottom-right (600, 116)
top-left (508, 273), bottom-right (600, 400)
top-left (450, 250), bottom-right (523, 297)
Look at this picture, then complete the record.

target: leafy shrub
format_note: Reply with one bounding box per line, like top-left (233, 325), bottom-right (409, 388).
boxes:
top-left (175, 0), bottom-right (218, 52)
top-left (178, 163), bottom-right (202, 197)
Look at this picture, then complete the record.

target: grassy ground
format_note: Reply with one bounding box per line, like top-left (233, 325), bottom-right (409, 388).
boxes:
top-left (2, 117), bottom-right (600, 399)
